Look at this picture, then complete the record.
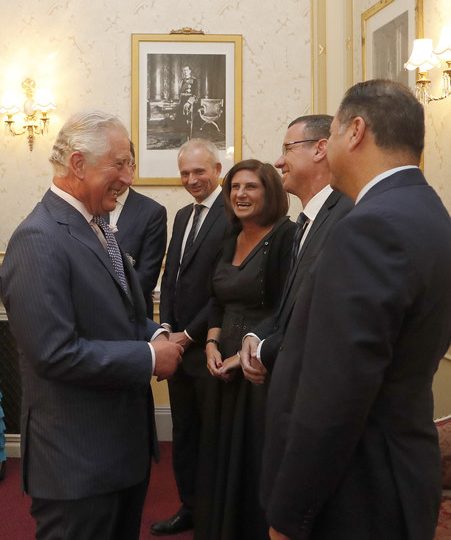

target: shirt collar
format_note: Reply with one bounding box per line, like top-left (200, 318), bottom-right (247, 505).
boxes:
top-left (116, 187), bottom-right (129, 207)
top-left (50, 183), bottom-right (93, 223)
top-left (302, 184), bottom-right (333, 222)
top-left (197, 184), bottom-right (221, 209)
top-left (355, 166), bottom-right (419, 204)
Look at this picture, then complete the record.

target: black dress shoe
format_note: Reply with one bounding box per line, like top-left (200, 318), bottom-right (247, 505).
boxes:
top-left (150, 508), bottom-right (193, 536)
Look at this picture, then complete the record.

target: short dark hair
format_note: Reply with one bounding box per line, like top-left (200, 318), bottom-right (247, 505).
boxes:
top-left (222, 159), bottom-right (289, 228)
top-left (336, 79), bottom-right (424, 159)
top-left (288, 114), bottom-right (333, 139)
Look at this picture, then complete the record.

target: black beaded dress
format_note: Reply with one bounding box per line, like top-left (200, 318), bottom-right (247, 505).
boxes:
top-left (194, 217), bottom-right (295, 540)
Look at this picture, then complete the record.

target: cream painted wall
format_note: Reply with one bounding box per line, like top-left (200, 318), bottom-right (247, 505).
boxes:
top-left (0, 0), bottom-right (308, 252)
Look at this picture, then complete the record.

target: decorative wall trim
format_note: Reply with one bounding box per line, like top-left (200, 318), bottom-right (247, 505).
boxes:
top-left (155, 405), bottom-right (173, 441)
top-left (5, 434), bottom-right (20, 458)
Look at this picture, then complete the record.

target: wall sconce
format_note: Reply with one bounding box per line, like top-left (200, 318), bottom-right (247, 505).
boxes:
top-left (405, 27), bottom-right (451, 105)
top-left (0, 78), bottom-right (56, 151)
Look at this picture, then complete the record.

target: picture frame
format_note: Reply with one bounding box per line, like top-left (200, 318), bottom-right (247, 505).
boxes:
top-left (361, 0), bottom-right (423, 88)
top-left (131, 32), bottom-right (243, 185)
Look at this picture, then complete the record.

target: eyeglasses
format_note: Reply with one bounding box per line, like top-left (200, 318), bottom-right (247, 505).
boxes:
top-left (281, 139), bottom-right (320, 155)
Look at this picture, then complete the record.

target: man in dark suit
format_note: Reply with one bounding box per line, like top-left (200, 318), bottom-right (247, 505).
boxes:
top-left (109, 142), bottom-right (167, 317)
top-left (240, 115), bottom-right (352, 381)
top-left (151, 138), bottom-right (228, 535)
top-left (0, 111), bottom-right (182, 540)
top-left (262, 80), bottom-right (451, 540)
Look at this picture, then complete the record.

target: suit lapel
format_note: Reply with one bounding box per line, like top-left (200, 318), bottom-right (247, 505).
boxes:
top-left (179, 193), bottom-right (224, 272)
top-left (43, 190), bottom-right (134, 306)
top-left (277, 190), bottom-right (341, 317)
top-left (116, 189), bottom-right (139, 240)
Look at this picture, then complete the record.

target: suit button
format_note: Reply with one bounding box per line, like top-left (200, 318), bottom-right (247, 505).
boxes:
top-left (279, 345), bottom-right (284, 351)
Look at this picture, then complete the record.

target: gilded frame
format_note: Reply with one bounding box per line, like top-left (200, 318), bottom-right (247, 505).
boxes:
top-left (361, 0), bottom-right (423, 87)
top-left (131, 33), bottom-right (243, 185)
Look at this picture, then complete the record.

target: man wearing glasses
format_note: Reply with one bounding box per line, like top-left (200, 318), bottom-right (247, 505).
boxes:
top-left (241, 114), bottom-right (352, 381)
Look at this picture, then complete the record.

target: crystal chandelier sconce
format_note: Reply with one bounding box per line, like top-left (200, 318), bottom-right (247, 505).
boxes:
top-left (0, 78), bottom-right (56, 151)
top-left (405, 28), bottom-right (451, 105)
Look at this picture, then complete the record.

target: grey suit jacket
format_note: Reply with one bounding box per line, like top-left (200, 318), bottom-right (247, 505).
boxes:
top-left (262, 169), bottom-right (451, 539)
top-left (0, 189), bottom-right (160, 499)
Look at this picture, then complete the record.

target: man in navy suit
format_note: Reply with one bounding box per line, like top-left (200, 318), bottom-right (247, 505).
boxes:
top-left (0, 111), bottom-right (182, 540)
top-left (110, 142), bottom-right (167, 317)
top-left (240, 115), bottom-right (352, 381)
top-left (262, 80), bottom-right (451, 540)
top-left (151, 139), bottom-right (228, 535)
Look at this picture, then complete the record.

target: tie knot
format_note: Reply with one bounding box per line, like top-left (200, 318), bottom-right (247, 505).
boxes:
top-left (296, 212), bottom-right (308, 228)
top-left (92, 215), bottom-right (108, 231)
top-left (194, 204), bottom-right (204, 215)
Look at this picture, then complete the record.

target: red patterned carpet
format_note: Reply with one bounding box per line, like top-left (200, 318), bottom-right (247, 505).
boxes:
top-left (0, 442), bottom-right (193, 540)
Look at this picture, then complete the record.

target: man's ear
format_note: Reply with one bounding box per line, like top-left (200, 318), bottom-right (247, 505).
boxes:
top-left (313, 138), bottom-right (328, 162)
top-left (348, 116), bottom-right (366, 151)
top-left (69, 152), bottom-right (86, 179)
top-left (215, 162), bottom-right (222, 178)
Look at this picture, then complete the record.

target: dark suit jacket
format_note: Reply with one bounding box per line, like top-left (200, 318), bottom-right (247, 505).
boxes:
top-left (0, 190), bottom-right (160, 500)
top-left (113, 188), bottom-right (167, 317)
top-left (160, 192), bottom-right (228, 376)
top-left (261, 169), bottom-right (451, 540)
top-left (255, 190), bottom-right (352, 371)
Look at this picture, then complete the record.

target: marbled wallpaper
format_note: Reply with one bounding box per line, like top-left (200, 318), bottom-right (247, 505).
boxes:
top-left (0, 0), bottom-right (309, 251)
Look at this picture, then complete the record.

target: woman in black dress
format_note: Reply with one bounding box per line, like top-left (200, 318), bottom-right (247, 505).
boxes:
top-left (195, 159), bottom-right (295, 539)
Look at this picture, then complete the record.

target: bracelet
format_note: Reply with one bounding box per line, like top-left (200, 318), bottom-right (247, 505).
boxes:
top-left (206, 338), bottom-right (220, 347)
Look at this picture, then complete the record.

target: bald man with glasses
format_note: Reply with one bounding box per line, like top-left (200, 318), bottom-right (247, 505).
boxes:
top-left (241, 114), bottom-right (352, 381)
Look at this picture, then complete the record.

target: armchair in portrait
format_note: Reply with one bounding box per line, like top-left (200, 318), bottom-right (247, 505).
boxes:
top-left (198, 98), bottom-right (223, 132)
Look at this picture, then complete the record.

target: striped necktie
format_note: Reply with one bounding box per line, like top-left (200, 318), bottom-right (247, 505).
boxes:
top-left (182, 204), bottom-right (204, 261)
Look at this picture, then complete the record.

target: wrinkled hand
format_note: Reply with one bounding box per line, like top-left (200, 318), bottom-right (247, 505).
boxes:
top-left (169, 331), bottom-right (192, 352)
top-left (152, 340), bottom-right (183, 381)
top-left (240, 335), bottom-right (267, 384)
top-left (269, 527), bottom-right (290, 540)
top-left (218, 354), bottom-right (240, 382)
top-left (206, 343), bottom-right (223, 378)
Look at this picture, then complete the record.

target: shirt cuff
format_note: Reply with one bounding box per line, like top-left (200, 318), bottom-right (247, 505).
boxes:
top-left (160, 322), bottom-right (172, 332)
top-left (184, 329), bottom-right (194, 342)
top-left (151, 328), bottom-right (169, 340)
top-left (242, 332), bottom-right (264, 362)
top-left (148, 343), bottom-right (155, 375)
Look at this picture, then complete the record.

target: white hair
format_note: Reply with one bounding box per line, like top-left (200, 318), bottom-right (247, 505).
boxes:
top-left (177, 138), bottom-right (220, 166)
top-left (49, 111), bottom-right (128, 176)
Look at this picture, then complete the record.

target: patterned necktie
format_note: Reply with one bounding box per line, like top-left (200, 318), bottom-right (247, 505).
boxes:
top-left (290, 212), bottom-right (309, 270)
top-left (183, 204), bottom-right (204, 259)
top-left (92, 215), bottom-right (129, 294)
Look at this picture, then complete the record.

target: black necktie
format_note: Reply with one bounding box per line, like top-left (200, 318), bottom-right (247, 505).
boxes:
top-left (183, 204), bottom-right (204, 259)
top-left (92, 215), bottom-right (129, 295)
top-left (290, 212), bottom-right (309, 270)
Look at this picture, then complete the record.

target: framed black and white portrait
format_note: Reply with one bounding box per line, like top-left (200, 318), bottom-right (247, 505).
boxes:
top-left (131, 33), bottom-right (243, 185)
